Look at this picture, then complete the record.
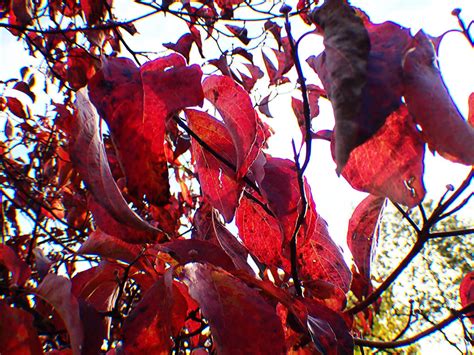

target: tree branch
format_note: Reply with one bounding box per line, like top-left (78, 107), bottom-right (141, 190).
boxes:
top-left (354, 302), bottom-right (474, 349)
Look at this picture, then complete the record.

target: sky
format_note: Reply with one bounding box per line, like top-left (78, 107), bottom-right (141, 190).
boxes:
top-left (1, 0), bottom-right (473, 353)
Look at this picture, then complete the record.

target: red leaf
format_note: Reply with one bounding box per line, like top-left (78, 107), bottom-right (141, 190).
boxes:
top-left (35, 274), bottom-right (83, 355)
top-left (225, 24), bottom-right (250, 45)
top-left (403, 31), bottom-right (474, 165)
top-left (88, 55), bottom-right (203, 206)
top-left (88, 197), bottom-right (156, 244)
top-left (264, 20), bottom-right (282, 49)
top-left (78, 229), bottom-right (142, 264)
top-left (71, 91), bottom-right (162, 238)
top-left (304, 299), bottom-right (354, 354)
top-left (0, 244), bottom-right (31, 286)
top-left (347, 195), bottom-right (385, 299)
top-left (80, 0), bottom-right (106, 25)
top-left (66, 47), bottom-right (97, 89)
top-left (72, 261), bottom-right (121, 313)
top-left (183, 263), bottom-right (286, 354)
top-left (157, 239), bottom-right (236, 271)
top-left (237, 63), bottom-right (264, 92)
top-left (341, 105), bottom-right (426, 208)
top-left (460, 271), bottom-right (474, 324)
top-left (309, 0), bottom-right (370, 172)
top-left (298, 195), bottom-right (352, 293)
top-left (468, 93), bottom-right (474, 126)
top-left (13, 81), bottom-right (35, 102)
top-left (0, 300), bottom-right (42, 354)
top-left (164, 33), bottom-right (194, 63)
top-left (6, 96), bottom-right (27, 118)
top-left (236, 192), bottom-right (284, 268)
top-left (185, 109), bottom-right (243, 222)
top-left (237, 161), bottom-right (351, 292)
top-left (123, 275), bottom-right (188, 354)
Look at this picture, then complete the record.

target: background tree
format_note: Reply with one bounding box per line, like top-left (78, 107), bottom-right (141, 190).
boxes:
top-left (0, 0), bottom-right (473, 354)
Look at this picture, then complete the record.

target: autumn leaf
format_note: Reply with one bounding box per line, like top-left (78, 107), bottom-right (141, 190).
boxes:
top-left (183, 263), bottom-right (286, 354)
top-left (403, 31), bottom-right (474, 165)
top-left (347, 195), bottom-right (385, 299)
top-left (71, 91), bottom-right (163, 239)
top-left (0, 244), bottom-right (31, 286)
top-left (185, 109), bottom-right (243, 222)
top-left (35, 274), bottom-right (83, 355)
top-left (203, 75), bottom-right (260, 178)
top-left (164, 33), bottom-right (195, 62)
top-left (0, 300), bottom-right (42, 354)
top-left (309, 0), bottom-right (370, 172)
top-left (340, 105), bottom-right (426, 207)
top-left (122, 275), bottom-right (188, 354)
top-left (88, 55), bottom-right (203, 206)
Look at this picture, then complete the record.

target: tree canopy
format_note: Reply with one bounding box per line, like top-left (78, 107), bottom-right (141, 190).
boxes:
top-left (0, 0), bottom-right (473, 354)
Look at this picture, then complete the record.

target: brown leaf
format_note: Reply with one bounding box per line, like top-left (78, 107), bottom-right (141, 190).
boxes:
top-left (310, 0), bottom-right (370, 172)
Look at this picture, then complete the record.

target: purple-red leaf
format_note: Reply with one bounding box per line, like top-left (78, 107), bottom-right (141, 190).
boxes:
top-left (185, 109), bottom-right (243, 222)
top-left (163, 33), bottom-right (194, 62)
top-left (88, 55), bottom-right (203, 206)
top-left (183, 263), bottom-right (286, 354)
top-left (347, 195), bottom-right (385, 299)
top-left (203, 75), bottom-right (259, 178)
top-left (403, 31), bottom-right (474, 165)
top-left (225, 24), bottom-right (250, 45)
top-left (35, 274), bottom-right (83, 355)
top-left (157, 239), bottom-right (236, 271)
top-left (0, 300), bottom-right (42, 354)
top-left (340, 106), bottom-right (426, 208)
top-left (123, 275), bottom-right (188, 354)
top-left (0, 244), bottom-right (31, 286)
top-left (71, 91), bottom-right (162, 238)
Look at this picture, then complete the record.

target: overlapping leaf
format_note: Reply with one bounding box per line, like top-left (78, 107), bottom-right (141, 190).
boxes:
top-left (0, 244), bottom-right (31, 286)
top-left (185, 109), bottom-right (243, 222)
top-left (122, 276), bottom-right (188, 354)
top-left (71, 91), bottom-right (162, 239)
top-left (183, 263), bottom-right (286, 354)
top-left (88, 55), bottom-right (203, 206)
top-left (203, 75), bottom-right (259, 178)
top-left (35, 274), bottom-right (83, 355)
top-left (309, 0), bottom-right (370, 172)
top-left (347, 195), bottom-right (385, 299)
top-left (403, 31), bottom-right (474, 165)
top-left (0, 301), bottom-right (42, 354)
top-left (340, 106), bottom-right (426, 207)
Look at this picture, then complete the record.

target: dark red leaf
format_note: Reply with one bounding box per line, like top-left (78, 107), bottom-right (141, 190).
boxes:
top-left (35, 274), bottom-right (83, 355)
top-left (157, 239), bottom-right (236, 271)
top-left (13, 81), bottom-right (35, 102)
top-left (225, 24), bottom-right (250, 45)
top-left (78, 229), bottom-right (142, 264)
top-left (258, 93), bottom-right (273, 118)
top-left (88, 196), bottom-right (157, 243)
top-left (340, 105), bottom-right (426, 207)
top-left (203, 75), bottom-right (260, 178)
top-left (66, 47), bottom-right (97, 89)
top-left (403, 31), bottom-right (474, 165)
top-left (80, 0), bottom-right (106, 25)
top-left (237, 63), bottom-right (264, 92)
top-left (123, 275), bottom-right (188, 354)
top-left (309, 0), bottom-right (370, 172)
top-left (185, 109), bottom-right (243, 222)
top-left (0, 300), bottom-right (42, 354)
top-left (347, 195), bottom-right (385, 299)
top-left (183, 263), bottom-right (286, 354)
top-left (232, 47), bottom-right (253, 62)
top-left (71, 91), bottom-right (162, 239)
top-left (264, 20), bottom-right (282, 49)
top-left (468, 93), bottom-right (474, 126)
top-left (6, 96), bottom-right (27, 118)
top-left (164, 33), bottom-right (194, 62)
top-left (0, 244), bottom-right (31, 286)
top-left (88, 55), bottom-right (203, 206)
top-left (460, 271), bottom-right (474, 324)
top-left (72, 261), bottom-right (121, 313)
